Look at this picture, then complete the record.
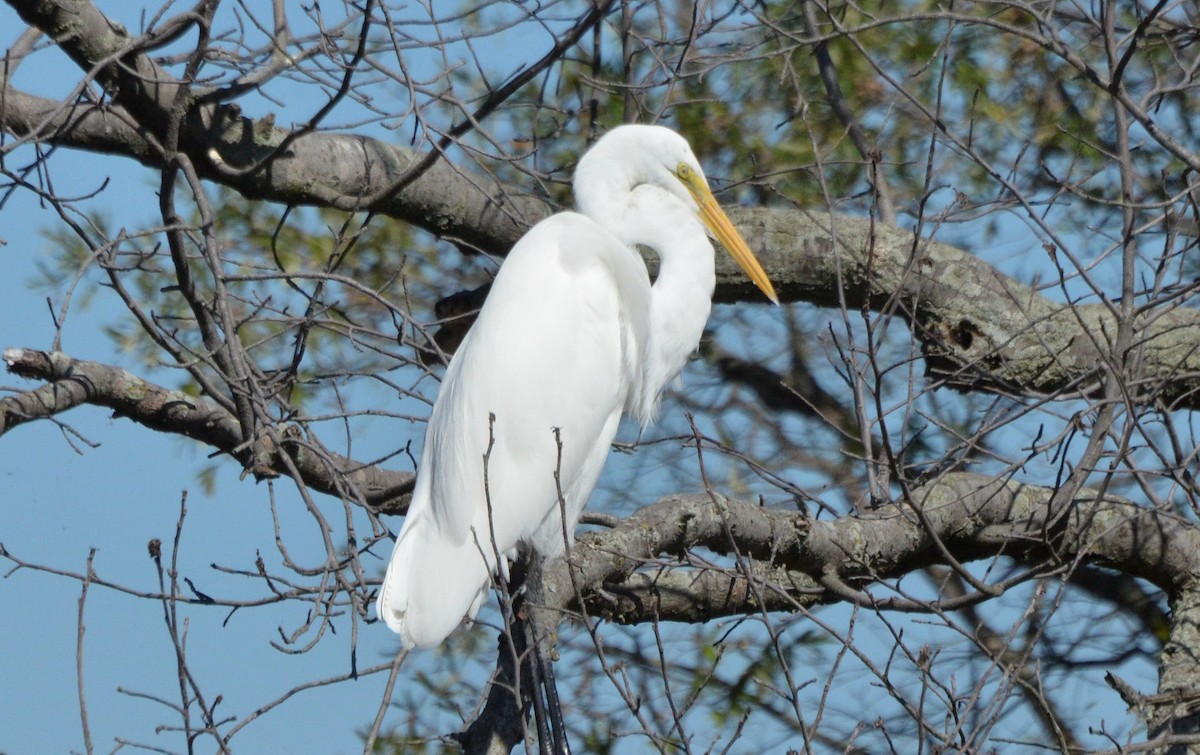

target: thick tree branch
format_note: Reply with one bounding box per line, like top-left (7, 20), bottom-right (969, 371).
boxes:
top-left (550, 472), bottom-right (1198, 623)
top-left (584, 563), bottom-right (822, 624)
top-left (1, 348), bottom-right (413, 510)
top-left (1151, 580), bottom-right (1200, 752)
top-left (0, 88), bottom-right (160, 163)
top-left (731, 207), bottom-right (1200, 410)
top-left (3, 0), bottom-right (547, 253)
top-left (0, 75), bottom-right (543, 252)
top-left (462, 472), bottom-right (1200, 750)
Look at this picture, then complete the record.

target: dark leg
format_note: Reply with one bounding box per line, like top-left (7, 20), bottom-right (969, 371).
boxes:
top-left (525, 551), bottom-right (572, 755)
top-left (525, 616), bottom-right (555, 755)
top-left (539, 645), bottom-right (570, 755)
top-left (456, 550), bottom-right (570, 754)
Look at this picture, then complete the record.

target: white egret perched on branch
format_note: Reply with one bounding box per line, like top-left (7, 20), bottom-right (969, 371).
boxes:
top-left (377, 124), bottom-right (777, 650)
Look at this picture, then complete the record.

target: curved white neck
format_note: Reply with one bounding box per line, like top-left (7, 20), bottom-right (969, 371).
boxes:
top-left (598, 184), bottom-right (716, 419)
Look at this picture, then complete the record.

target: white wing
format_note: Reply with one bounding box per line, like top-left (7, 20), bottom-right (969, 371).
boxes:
top-left (377, 212), bottom-right (650, 648)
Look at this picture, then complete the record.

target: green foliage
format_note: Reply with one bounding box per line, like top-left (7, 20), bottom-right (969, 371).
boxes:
top-left (34, 184), bottom-right (467, 396)
top-left (21, 0), bottom-right (1194, 750)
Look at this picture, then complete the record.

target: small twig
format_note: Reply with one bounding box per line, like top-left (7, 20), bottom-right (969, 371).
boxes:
top-left (76, 548), bottom-right (96, 755)
top-left (362, 648), bottom-right (408, 754)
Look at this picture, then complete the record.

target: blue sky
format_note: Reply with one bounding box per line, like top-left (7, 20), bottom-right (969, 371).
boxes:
top-left (0, 4), bottom-right (655, 752)
top-left (0, 143), bottom-right (407, 755)
top-left (0, 2), bottom-right (1166, 752)
top-left (0, 4), bottom-right (451, 752)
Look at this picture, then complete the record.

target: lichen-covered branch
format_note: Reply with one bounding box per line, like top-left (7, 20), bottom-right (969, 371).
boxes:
top-left (732, 207), bottom-right (1200, 410)
top-left (4, 0), bottom-right (547, 253)
top-left (546, 472), bottom-right (1199, 625)
top-left (1151, 580), bottom-right (1200, 753)
top-left (459, 472), bottom-right (1200, 751)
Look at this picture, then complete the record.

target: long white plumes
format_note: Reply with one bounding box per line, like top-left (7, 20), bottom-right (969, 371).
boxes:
top-left (375, 502), bottom-right (492, 647)
top-left (376, 125), bottom-right (726, 648)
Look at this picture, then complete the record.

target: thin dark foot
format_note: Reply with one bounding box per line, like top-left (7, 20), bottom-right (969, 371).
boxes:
top-left (538, 645), bottom-right (571, 755)
top-left (524, 550), bottom-right (571, 755)
top-left (526, 616), bottom-right (555, 754)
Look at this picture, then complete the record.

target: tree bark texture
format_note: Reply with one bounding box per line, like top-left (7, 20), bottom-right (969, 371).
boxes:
top-left (4, 1), bottom-right (1200, 752)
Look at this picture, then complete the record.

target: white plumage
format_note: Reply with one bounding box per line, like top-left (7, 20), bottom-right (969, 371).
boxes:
top-left (376, 125), bottom-right (777, 648)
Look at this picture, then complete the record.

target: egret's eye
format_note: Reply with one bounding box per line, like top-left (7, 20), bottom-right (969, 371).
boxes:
top-left (676, 162), bottom-right (692, 181)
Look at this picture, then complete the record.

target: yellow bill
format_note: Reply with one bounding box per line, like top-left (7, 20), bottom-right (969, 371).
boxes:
top-left (680, 173), bottom-right (779, 304)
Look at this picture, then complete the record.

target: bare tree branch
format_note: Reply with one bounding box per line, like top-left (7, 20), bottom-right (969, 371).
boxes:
top-left (734, 207), bottom-right (1200, 410)
top-left (548, 473), bottom-right (1197, 616)
top-left (4, 0), bottom-right (547, 253)
top-left (4, 0), bottom-right (1200, 750)
top-left (457, 472), bottom-right (1198, 749)
top-left (1, 348), bottom-right (413, 510)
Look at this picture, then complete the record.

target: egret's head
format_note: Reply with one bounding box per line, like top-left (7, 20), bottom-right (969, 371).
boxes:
top-left (581, 125), bottom-right (705, 207)
top-left (577, 124), bottom-right (778, 304)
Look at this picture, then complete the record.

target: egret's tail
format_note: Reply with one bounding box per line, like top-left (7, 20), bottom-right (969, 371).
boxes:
top-left (376, 510), bottom-right (493, 649)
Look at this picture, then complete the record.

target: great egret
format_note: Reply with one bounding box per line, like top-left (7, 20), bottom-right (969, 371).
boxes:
top-left (377, 124), bottom-right (777, 649)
